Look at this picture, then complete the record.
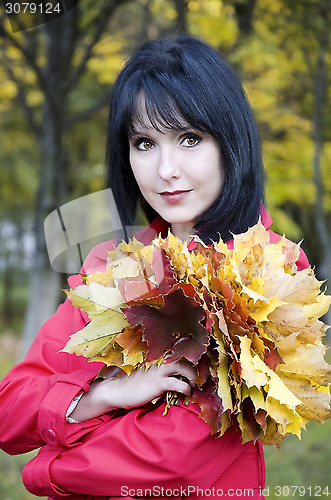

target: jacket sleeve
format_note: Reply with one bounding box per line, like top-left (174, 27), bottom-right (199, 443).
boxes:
top-left (22, 401), bottom-right (265, 499)
top-left (0, 240), bottom-right (118, 456)
top-left (0, 276), bottom-right (113, 456)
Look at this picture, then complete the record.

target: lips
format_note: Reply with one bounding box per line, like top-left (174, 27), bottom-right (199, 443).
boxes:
top-left (159, 190), bottom-right (192, 204)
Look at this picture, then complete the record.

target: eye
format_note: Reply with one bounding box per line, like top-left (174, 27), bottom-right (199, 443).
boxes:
top-left (136, 139), bottom-right (154, 151)
top-left (181, 134), bottom-right (201, 147)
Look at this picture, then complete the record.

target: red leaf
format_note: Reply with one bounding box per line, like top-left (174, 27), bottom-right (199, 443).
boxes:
top-left (123, 283), bottom-right (209, 364)
top-left (187, 378), bottom-right (224, 434)
top-left (255, 409), bottom-right (268, 433)
top-left (196, 352), bottom-right (214, 386)
top-left (151, 247), bottom-right (177, 294)
top-left (263, 338), bottom-right (284, 371)
top-left (242, 397), bottom-right (262, 442)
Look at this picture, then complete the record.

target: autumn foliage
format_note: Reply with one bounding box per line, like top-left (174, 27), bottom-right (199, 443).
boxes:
top-left (63, 221), bottom-right (331, 447)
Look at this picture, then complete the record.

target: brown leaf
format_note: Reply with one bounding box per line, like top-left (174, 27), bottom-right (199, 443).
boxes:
top-left (123, 283), bottom-right (209, 364)
top-left (187, 378), bottom-right (224, 435)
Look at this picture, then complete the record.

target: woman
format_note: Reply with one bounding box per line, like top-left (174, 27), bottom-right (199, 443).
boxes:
top-left (0, 34), bottom-right (309, 499)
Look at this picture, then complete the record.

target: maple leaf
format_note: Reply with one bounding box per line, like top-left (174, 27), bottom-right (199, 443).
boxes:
top-left (62, 282), bottom-right (128, 359)
top-left (278, 375), bottom-right (331, 422)
top-left (216, 341), bottom-right (233, 412)
top-left (115, 325), bottom-right (147, 369)
top-left (65, 281), bottom-right (124, 315)
top-left (187, 378), bottom-right (224, 435)
top-left (263, 338), bottom-right (283, 371)
top-left (123, 283), bottom-right (210, 364)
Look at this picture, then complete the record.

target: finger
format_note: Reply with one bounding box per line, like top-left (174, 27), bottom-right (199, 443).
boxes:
top-left (163, 377), bottom-right (193, 396)
top-left (161, 360), bottom-right (197, 386)
top-left (177, 362), bottom-right (198, 385)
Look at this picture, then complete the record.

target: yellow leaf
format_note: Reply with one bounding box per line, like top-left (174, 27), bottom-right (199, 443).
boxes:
top-left (239, 336), bottom-right (303, 434)
top-left (62, 309), bottom-right (129, 359)
top-left (94, 343), bottom-right (124, 366)
top-left (248, 296), bottom-right (283, 323)
top-left (243, 385), bottom-right (266, 413)
top-left (278, 375), bottom-right (331, 423)
top-left (65, 282), bottom-right (124, 313)
top-left (217, 344), bottom-right (233, 411)
top-left (110, 255), bottom-right (144, 281)
top-left (266, 369), bottom-right (302, 408)
top-left (265, 397), bottom-right (302, 436)
top-left (239, 336), bottom-right (269, 387)
top-left (303, 293), bottom-right (331, 319)
top-left (276, 343), bottom-right (331, 385)
top-left (84, 266), bottom-right (114, 287)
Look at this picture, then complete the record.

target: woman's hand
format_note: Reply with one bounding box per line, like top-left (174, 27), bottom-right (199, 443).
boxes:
top-left (69, 360), bottom-right (197, 423)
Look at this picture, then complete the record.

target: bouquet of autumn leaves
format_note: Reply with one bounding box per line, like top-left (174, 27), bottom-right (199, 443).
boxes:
top-left (62, 221), bottom-right (331, 447)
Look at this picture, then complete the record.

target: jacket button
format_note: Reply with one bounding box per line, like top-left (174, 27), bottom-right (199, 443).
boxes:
top-left (42, 428), bottom-right (60, 446)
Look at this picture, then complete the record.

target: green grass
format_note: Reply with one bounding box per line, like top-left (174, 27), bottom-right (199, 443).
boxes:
top-left (265, 420), bottom-right (331, 499)
top-left (0, 450), bottom-right (45, 500)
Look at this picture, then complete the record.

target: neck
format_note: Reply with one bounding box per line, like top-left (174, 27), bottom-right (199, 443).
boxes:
top-left (170, 222), bottom-right (195, 242)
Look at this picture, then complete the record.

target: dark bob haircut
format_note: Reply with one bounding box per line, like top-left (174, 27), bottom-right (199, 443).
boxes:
top-left (106, 33), bottom-right (265, 243)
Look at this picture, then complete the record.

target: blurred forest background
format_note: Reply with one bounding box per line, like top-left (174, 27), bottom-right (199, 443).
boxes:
top-left (0, 0), bottom-right (330, 498)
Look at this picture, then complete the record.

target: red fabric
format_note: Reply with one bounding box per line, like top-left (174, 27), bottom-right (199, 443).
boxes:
top-left (0, 211), bottom-right (308, 499)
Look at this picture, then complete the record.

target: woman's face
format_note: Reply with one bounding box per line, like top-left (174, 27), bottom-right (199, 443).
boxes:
top-left (129, 104), bottom-right (225, 241)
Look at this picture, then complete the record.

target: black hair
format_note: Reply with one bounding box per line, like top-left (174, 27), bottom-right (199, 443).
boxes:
top-left (106, 33), bottom-right (265, 243)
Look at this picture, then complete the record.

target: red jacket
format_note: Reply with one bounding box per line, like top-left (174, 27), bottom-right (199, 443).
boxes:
top-left (0, 211), bottom-right (309, 499)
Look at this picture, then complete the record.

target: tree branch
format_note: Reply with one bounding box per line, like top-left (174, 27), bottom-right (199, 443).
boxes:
top-left (1, 45), bottom-right (41, 138)
top-left (312, 34), bottom-right (330, 253)
top-left (64, 0), bottom-right (130, 93)
top-left (64, 88), bottom-right (112, 128)
top-left (0, 18), bottom-right (48, 95)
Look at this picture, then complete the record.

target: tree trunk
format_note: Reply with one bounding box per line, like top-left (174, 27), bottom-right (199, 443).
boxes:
top-left (233, 0), bottom-right (257, 37)
top-left (20, 2), bottom-right (131, 353)
top-left (21, 14), bottom-right (73, 355)
top-left (312, 31), bottom-right (331, 328)
top-left (137, 0), bottom-right (152, 43)
top-left (173, 0), bottom-right (188, 33)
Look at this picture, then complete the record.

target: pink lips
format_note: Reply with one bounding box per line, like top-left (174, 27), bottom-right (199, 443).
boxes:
top-left (159, 190), bottom-right (191, 204)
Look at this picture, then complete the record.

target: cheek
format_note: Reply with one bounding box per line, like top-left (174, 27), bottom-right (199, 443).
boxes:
top-left (201, 151), bottom-right (224, 191)
top-left (130, 154), bottom-right (157, 195)
top-left (130, 163), bottom-right (152, 196)
top-left (129, 152), bottom-right (144, 186)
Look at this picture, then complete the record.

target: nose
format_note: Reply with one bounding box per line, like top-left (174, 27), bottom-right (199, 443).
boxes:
top-left (158, 145), bottom-right (180, 181)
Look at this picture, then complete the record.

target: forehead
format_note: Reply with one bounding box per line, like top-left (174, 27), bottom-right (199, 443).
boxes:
top-left (129, 92), bottom-right (194, 135)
